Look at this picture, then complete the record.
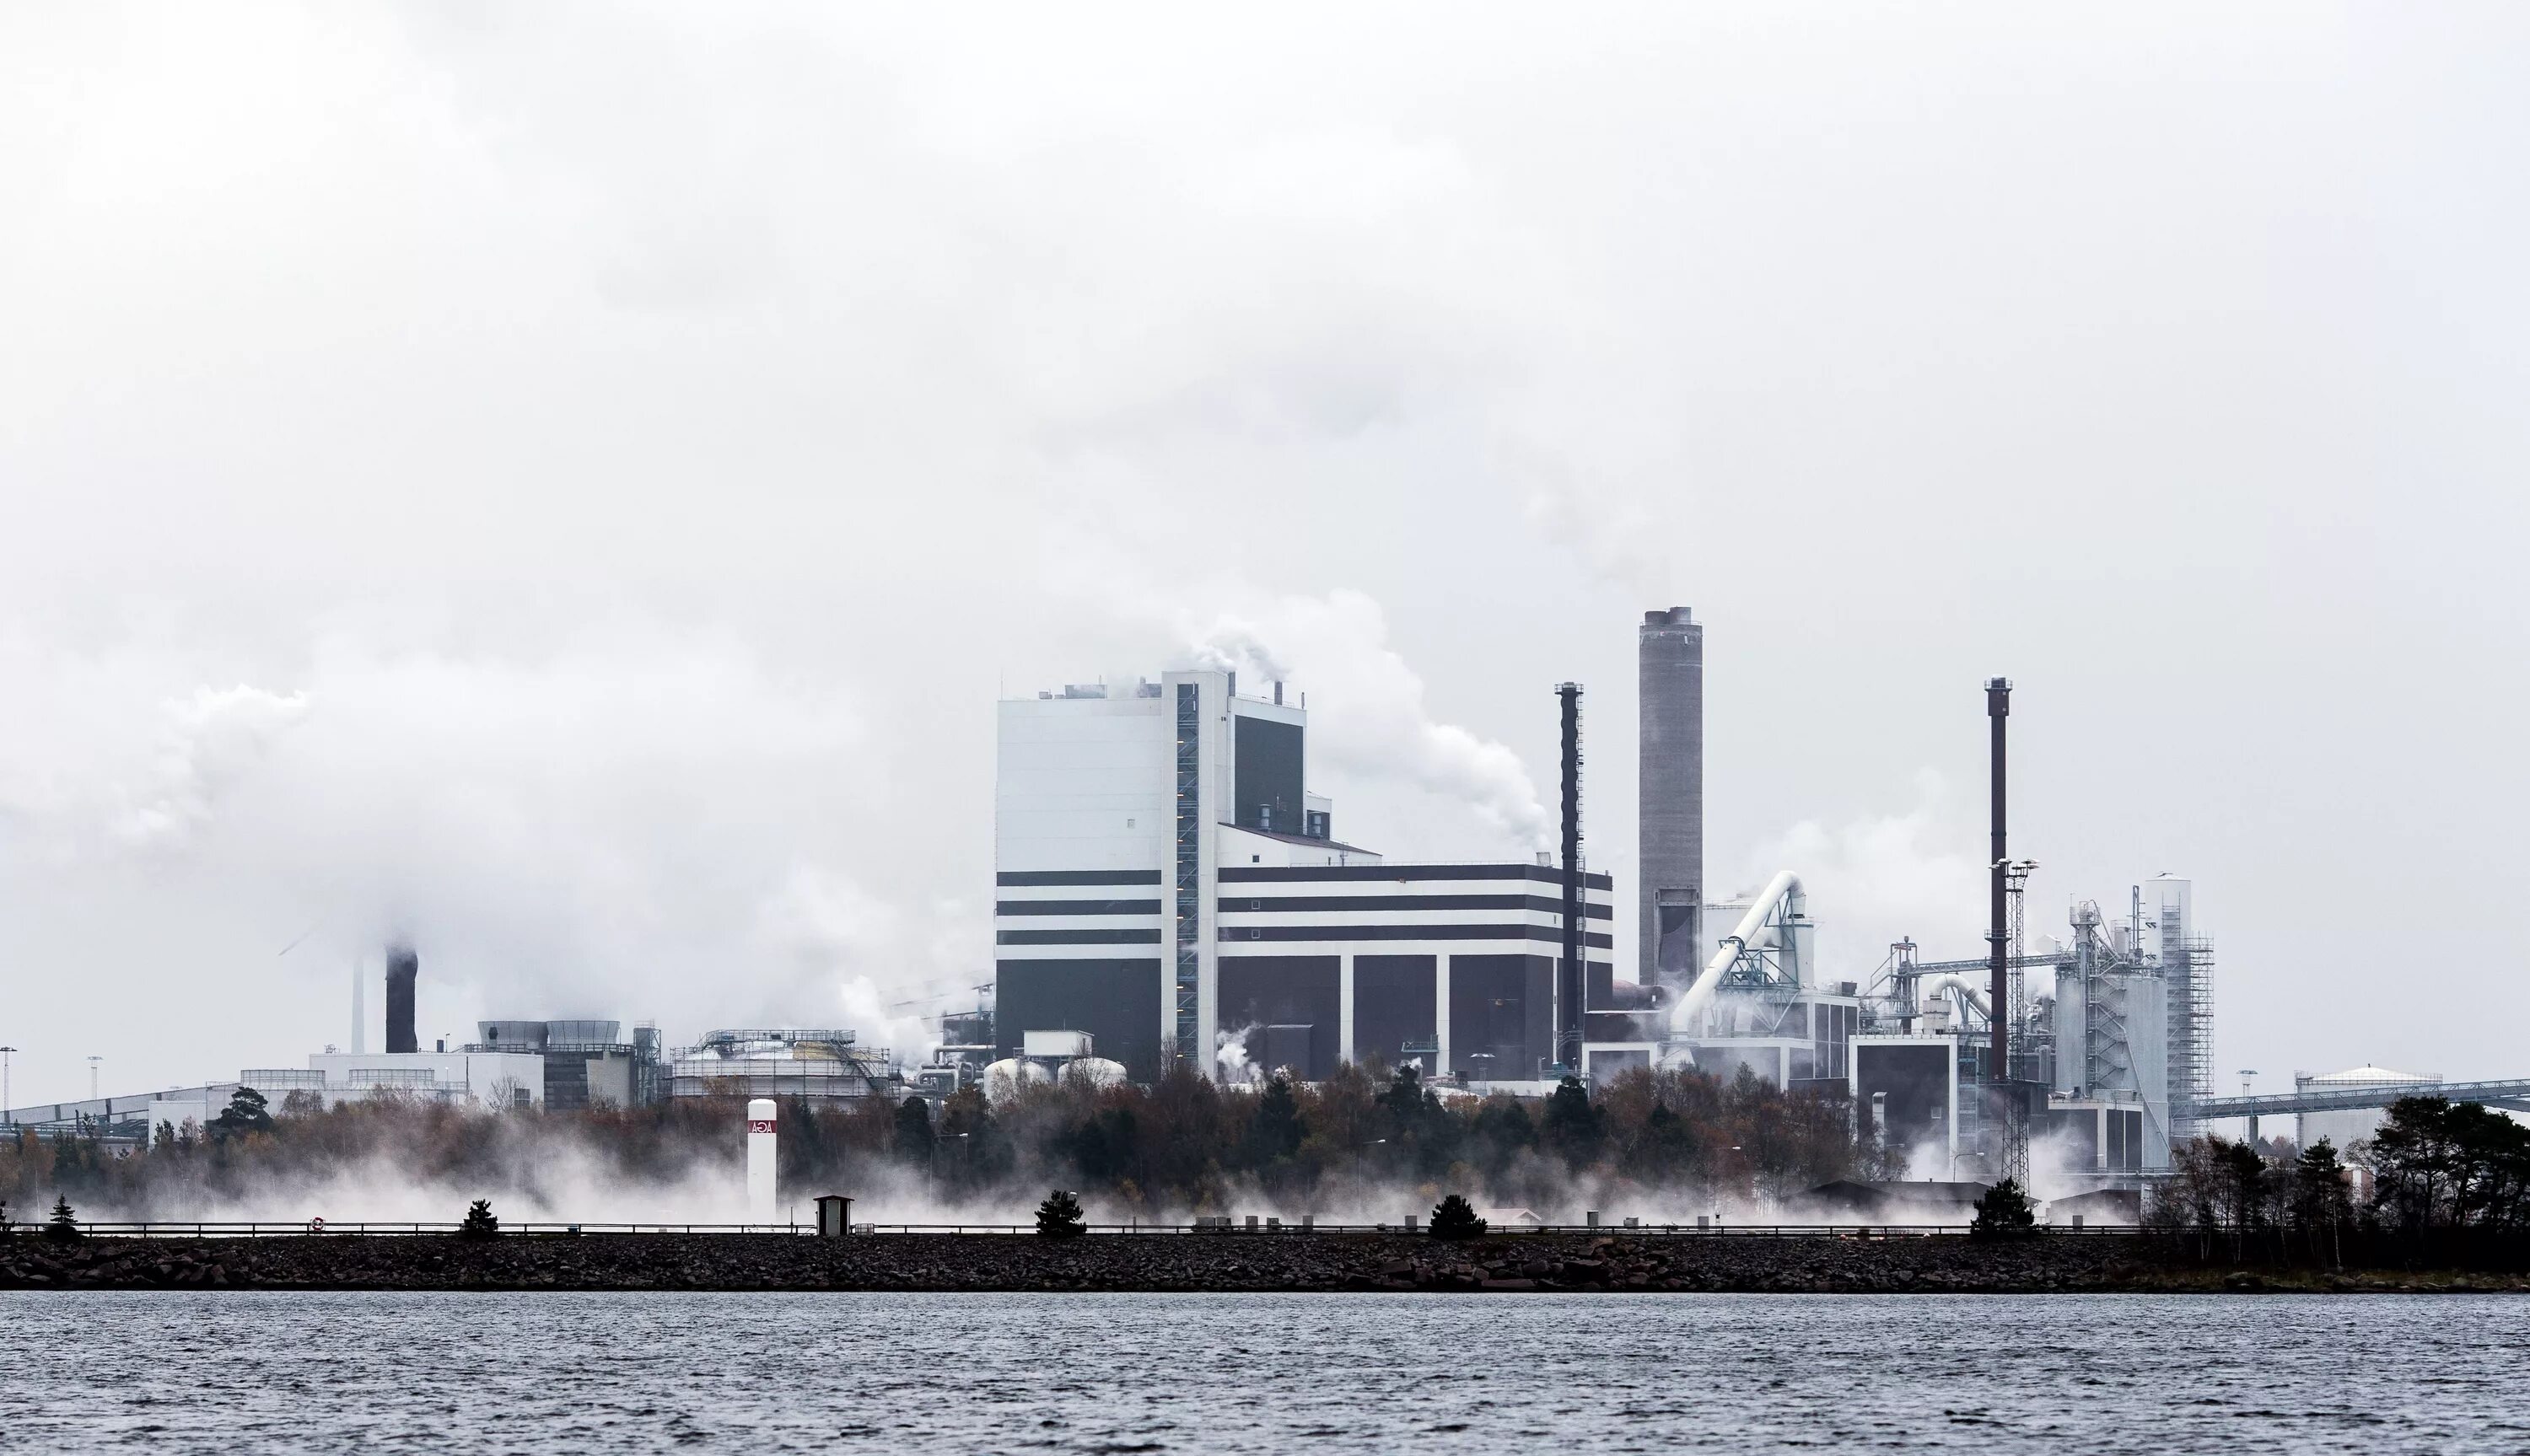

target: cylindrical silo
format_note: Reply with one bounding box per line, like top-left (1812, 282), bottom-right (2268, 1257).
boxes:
top-left (1638, 608), bottom-right (1704, 986)
top-left (746, 1097), bottom-right (778, 1227)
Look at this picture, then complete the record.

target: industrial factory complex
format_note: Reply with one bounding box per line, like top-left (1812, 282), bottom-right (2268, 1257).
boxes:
top-left (8, 604), bottom-right (2520, 1206)
top-left (978, 611), bottom-right (2226, 1190)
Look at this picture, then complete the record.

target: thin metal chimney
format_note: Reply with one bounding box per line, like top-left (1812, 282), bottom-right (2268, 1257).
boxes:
top-left (1557, 682), bottom-right (1584, 1073)
top-left (1985, 679), bottom-right (2011, 1079)
top-left (385, 941), bottom-right (419, 1056)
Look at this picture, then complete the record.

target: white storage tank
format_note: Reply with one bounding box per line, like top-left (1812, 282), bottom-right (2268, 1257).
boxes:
top-left (2296, 1066), bottom-right (2441, 1153)
top-left (1063, 1057), bottom-right (1129, 1092)
top-left (983, 1058), bottom-right (1052, 1105)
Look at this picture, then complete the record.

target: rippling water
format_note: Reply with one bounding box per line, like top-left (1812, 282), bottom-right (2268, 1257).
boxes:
top-left (4, 1290), bottom-right (2523, 1453)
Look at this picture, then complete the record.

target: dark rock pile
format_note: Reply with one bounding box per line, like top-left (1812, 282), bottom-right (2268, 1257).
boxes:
top-left (3, 1231), bottom-right (2516, 1293)
top-left (0, 1231), bottom-right (2148, 1293)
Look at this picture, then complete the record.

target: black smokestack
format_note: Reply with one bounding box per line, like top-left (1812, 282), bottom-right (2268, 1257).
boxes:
top-left (1985, 679), bottom-right (2011, 1080)
top-left (385, 941), bottom-right (418, 1056)
top-left (1557, 682), bottom-right (1584, 1073)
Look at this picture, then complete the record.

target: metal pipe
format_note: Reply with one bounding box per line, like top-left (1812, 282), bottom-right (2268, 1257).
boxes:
top-left (1666, 869), bottom-right (1805, 1035)
top-left (1985, 678), bottom-right (2011, 1080)
top-left (1921, 972), bottom-right (1991, 1020)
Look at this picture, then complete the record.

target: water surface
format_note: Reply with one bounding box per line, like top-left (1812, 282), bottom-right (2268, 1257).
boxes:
top-left (3, 1291), bottom-right (2518, 1453)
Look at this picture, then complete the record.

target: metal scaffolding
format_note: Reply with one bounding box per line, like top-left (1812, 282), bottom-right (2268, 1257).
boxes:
top-left (2167, 936), bottom-right (2215, 1142)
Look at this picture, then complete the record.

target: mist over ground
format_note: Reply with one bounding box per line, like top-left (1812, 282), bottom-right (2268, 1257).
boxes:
top-left (7, 4), bottom-right (2530, 1102)
top-left (12, 1066), bottom-right (1941, 1230)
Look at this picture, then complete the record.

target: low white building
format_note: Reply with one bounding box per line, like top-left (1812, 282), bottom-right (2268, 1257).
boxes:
top-left (144, 1083), bottom-right (240, 1138)
top-left (238, 1050), bottom-right (550, 1110)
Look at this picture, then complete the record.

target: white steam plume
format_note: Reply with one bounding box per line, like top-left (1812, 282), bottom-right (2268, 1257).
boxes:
top-left (1738, 769), bottom-right (1988, 984)
top-left (1186, 589), bottom-right (1550, 849)
top-left (0, 624), bottom-right (976, 1081)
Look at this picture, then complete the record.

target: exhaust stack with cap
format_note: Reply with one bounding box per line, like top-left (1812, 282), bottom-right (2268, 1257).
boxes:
top-left (746, 1098), bottom-right (778, 1226)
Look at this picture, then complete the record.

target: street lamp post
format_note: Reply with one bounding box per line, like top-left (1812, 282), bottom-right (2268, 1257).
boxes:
top-left (88, 1055), bottom-right (103, 1104)
top-left (1, 1046), bottom-right (16, 1127)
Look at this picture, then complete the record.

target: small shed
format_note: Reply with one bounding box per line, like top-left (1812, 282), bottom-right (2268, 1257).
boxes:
top-left (815, 1194), bottom-right (854, 1238)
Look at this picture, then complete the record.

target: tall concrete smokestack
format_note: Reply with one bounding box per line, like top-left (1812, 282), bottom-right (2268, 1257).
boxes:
top-left (1638, 607), bottom-right (1703, 987)
top-left (385, 941), bottom-right (418, 1056)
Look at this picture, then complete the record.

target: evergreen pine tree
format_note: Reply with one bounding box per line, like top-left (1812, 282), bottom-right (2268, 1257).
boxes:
top-left (1542, 1075), bottom-right (1605, 1168)
top-left (46, 1194), bottom-right (80, 1241)
top-left (1036, 1189), bottom-right (1087, 1238)
top-left (1247, 1075), bottom-right (1306, 1163)
top-left (1429, 1193), bottom-right (1486, 1239)
top-left (209, 1086), bottom-right (274, 1142)
top-left (458, 1198), bottom-right (500, 1238)
top-left (2290, 1138), bottom-right (2353, 1229)
top-left (1377, 1065), bottom-right (1424, 1126)
top-left (1970, 1179), bottom-right (2037, 1239)
top-left (893, 1096), bottom-right (936, 1163)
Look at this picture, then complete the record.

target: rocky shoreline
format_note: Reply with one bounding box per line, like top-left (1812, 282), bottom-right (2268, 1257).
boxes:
top-left (3, 1232), bottom-right (2523, 1293)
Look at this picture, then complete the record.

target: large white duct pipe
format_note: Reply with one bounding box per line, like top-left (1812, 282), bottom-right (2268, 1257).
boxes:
top-left (746, 1097), bottom-right (778, 1227)
top-left (1921, 973), bottom-right (1989, 1021)
top-left (1666, 870), bottom-right (1806, 1040)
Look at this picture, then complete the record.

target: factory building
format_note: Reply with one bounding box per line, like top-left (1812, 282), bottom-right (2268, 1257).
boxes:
top-left (1853, 1034), bottom-right (1961, 1165)
top-left (250, 1047), bottom-right (551, 1110)
top-left (1645, 864), bottom-right (2217, 1180)
top-left (995, 670), bottom-right (1612, 1084)
top-left (144, 1084), bottom-right (240, 1138)
top-left (232, 945), bottom-right (670, 1111)
top-left (1217, 856), bottom-right (1612, 1083)
top-left (466, 1020), bottom-right (666, 1109)
top-left (2048, 895), bottom-right (2175, 1168)
top-left (1635, 873), bottom-right (1861, 1094)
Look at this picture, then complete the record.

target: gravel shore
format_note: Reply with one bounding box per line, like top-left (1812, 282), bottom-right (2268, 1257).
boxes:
top-left (5, 1230), bottom-right (2520, 1293)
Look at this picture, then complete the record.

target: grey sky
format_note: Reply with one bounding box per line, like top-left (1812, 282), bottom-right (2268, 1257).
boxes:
top-left (4, 3), bottom-right (2527, 1104)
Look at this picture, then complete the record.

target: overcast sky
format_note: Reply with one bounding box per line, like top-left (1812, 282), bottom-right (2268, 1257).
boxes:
top-left (5, 3), bottom-right (2527, 1108)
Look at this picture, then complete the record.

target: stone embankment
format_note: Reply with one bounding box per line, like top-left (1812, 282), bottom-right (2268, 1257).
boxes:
top-left (0, 1232), bottom-right (2517, 1293)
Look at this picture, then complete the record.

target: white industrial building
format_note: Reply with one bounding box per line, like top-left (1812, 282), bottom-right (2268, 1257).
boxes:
top-left (219, 1020), bottom-right (665, 1115)
top-left (995, 671), bottom-right (1612, 1084)
top-left (242, 1048), bottom-right (551, 1110)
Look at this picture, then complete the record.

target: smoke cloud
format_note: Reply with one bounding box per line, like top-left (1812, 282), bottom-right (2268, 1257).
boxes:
top-left (1187, 590), bottom-right (1551, 850)
top-left (1737, 770), bottom-right (1990, 986)
top-left (0, 624), bottom-right (981, 1079)
top-left (9, 2), bottom-right (2530, 1099)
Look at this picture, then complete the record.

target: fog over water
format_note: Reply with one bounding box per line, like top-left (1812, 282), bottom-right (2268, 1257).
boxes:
top-left (6, 1290), bottom-right (2525, 1453)
top-left (8, 4), bottom-right (2530, 1104)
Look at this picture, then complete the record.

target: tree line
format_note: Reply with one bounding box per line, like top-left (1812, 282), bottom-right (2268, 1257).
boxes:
top-left (2155, 1096), bottom-right (2530, 1238)
top-left (1, 1063), bottom-right (1875, 1219)
top-left (783, 1062), bottom-right (1872, 1217)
